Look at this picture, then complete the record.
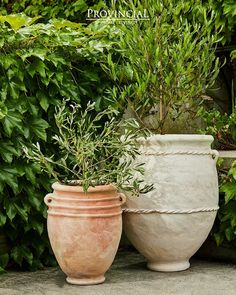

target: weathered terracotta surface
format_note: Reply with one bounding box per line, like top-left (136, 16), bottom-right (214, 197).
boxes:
top-left (44, 183), bottom-right (125, 285)
top-left (123, 135), bottom-right (219, 272)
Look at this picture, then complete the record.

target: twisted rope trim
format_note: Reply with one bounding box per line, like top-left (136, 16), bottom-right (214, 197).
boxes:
top-left (122, 207), bottom-right (219, 214)
top-left (142, 150), bottom-right (217, 158)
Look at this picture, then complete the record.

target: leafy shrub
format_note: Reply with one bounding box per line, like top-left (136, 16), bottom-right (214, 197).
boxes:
top-left (0, 15), bottom-right (114, 272)
top-left (208, 0), bottom-right (236, 44)
top-left (0, 1), bottom-right (235, 44)
top-left (0, 0), bottom-right (106, 22)
top-left (103, 0), bottom-right (220, 134)
top-left (231, 50), bottom-right (236, 60)
top-left (200, 108), bottom-right (236, 150)
top-left (214, 162), bottom-right (236, 246)
top-left (24, 102), bottom-right (153, 194)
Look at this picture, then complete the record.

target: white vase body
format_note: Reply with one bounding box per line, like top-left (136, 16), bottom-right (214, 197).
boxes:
top-left (123, 135), bottom-right (219, 272)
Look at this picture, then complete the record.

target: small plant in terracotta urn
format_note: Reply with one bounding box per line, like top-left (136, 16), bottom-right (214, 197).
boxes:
top-left (24, 101), bottom-right (152, 285)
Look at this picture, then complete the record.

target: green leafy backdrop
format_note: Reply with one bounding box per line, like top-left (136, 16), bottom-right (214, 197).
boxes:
top-left (0, 15), bottom-right (113, 272)
top-left (0, 0), bottom-right (106, 22)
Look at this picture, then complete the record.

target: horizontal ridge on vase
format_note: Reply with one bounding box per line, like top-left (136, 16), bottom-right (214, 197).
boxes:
top-left (123, 134), bottom-right (219, 272)
top-left (44, 182), bottom-right (126, 285)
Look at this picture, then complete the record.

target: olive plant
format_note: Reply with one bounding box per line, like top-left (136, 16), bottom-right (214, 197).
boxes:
top-left (24, 102), bottom-right (153, 195)
top-left (104, 0), bottom-right (221, 133)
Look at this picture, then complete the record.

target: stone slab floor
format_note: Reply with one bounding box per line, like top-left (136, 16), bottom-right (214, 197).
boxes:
top-left (1, 250), bottom-right (236, 295)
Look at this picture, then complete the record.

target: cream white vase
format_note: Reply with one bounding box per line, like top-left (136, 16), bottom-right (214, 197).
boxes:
top-left (123, 134), bottom-right (219, 272)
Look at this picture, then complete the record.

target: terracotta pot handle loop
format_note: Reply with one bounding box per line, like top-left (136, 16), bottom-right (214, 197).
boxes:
top-left (118, 193), bottom-right (126, 205)
top-left (44, 194), bottom-right (53, 207)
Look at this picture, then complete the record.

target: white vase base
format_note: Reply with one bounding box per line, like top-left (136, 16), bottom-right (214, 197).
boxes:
top-left (66, 275), bottom-right (105, 285)
top-left (147, 260), bottom-right (190, 272)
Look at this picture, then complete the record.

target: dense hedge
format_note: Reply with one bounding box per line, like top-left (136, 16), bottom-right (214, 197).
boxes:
top-left (0, 0), bottom-right (106, 22)
top-left (0, 0), bottom-right (235, 44)
top-left (207, 0), bottom-right (236, 44)
top-left (0, 15), bottom-right (113, 272)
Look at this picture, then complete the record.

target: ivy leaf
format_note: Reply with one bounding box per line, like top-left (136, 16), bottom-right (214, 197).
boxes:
top-left (36, 91), bottom-right (49, 112)
top-left (14, 204), bottom-right (28, 222)
top-left (30, 219), bottom-right (44, 235)
top-left (0, 140), bottom-right (20, 163)
top-left (0, 167), bottom-right (19, 194)
top-left (0, 253), bottom-right (9, 269)
top-left (11, 245), bottom-right (33, 266)
top-left (27, 59), bottom-right (46, 78)
top-left (24, 165), bottom-right (37, 184)
top-left (1, 110), bottom-right (23, 136)
top-left (3, 199), bottom-right (17, 221)
top-left (1, 55), bottom-right (15, 70)
top-left (19, 47), bottom-right (48, 61)
top-left (0, 212), bottom-right (7, 226)
top-left (225, 227), bottom-right (233, 241)
top-left (24, 186), bottom-right (42, 211)
top-left (0, 15), bottom-right (41, 30)
top-left (0, 266), bottom-right (6, 274)
top-left (221, 182), bottom-right (236, 204)
top-left (30, 118), bottom-right (49, 141)
top-left (0, 103), bottom-right (7, 119)
top-left (51, 19), bottom-right (82, 29)
top-left (9, 82), bottom-right (20, 100)
top-left (214, 233), bottom-right (223, 247)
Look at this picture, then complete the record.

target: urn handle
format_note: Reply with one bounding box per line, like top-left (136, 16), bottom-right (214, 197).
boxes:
top-left (211, 150), bottom-right (219, 162)
top-left (44, 194), bottom-right (54, 207)
top-left (118, 193), bottom-right (126, 206)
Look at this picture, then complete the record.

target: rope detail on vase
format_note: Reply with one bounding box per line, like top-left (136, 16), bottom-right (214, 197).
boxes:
top-left (122, 207), bottom-right (219, 214)
top-left (142, 150), bottom-right (218, 159)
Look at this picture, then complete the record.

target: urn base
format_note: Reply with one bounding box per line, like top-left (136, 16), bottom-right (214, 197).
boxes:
top-left (66, 275), bottom-right (105, 285)
top-left (147, 260), bottom-right (190, 272)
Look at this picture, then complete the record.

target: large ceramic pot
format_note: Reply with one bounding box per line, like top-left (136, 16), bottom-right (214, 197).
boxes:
top-left (123, 135), bottom-right (219, 272)
top-left (44, 182), bottom-right (126, 285)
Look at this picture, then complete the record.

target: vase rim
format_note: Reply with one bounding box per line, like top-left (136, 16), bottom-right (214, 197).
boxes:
top-left (139, 134), bottom-right (213, 143)
top-left (52, 182), bottom-right (117, 193)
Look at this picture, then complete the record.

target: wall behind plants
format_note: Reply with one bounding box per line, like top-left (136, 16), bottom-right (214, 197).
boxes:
top-left (0, 15), bottom-right (114, 272)
top-left (0, 0), bottom-right (106, 22)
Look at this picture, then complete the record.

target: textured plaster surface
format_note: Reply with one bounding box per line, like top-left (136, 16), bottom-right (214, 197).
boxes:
top-left (124, 135), bottom-right (219, 270)
top-left (1, 250), bottom-right (236, 295)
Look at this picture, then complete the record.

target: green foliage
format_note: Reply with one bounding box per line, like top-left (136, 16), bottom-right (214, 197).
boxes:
top-left (103, 0), bottom-right (220, 134)
top-left (24, 102), bottom-right (153, 194)
top-left (0, 15), bottom-right (114, 271)
top-left (200, 107), bottom-right (236, 150)
top-left (214, 162), bottom-right (236, 246)
top-left (0, 233), bottom-right (8, 274)
top-left (206, 0), bottom-right (236, 44)
top-left (0, 0), bottom-right (106, 22)
top-left (0, 1), bottom-right (235, 44)
top-left (231, 50), bottom-right (236, 60)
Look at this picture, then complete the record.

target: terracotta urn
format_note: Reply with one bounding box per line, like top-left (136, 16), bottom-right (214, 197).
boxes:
top-left (44, 182), bottom-right (126, 285)
top-left (123, 134), bottom-right (219, 272)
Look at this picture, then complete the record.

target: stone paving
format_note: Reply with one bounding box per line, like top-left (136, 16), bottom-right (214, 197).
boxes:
top-left (1, 250), bottom-right (236, 295)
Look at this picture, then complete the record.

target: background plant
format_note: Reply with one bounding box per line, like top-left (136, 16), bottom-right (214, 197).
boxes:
top-left (213, 162), bottom-right (236, 247)
top-left (200, 107), bottom-right (236, 150)
top-left (0, 0), bottom-right (235, 46)
top-left (0, 0), bottom-right (106, 22)
top-left (206, 0), bottom-right (236, 45)
top-left (103, 0), bottom-right (220, 134)
top-left (0, 15), bottom-right (114, 272)
top-left (24, 102), bottom-right (153, 194)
